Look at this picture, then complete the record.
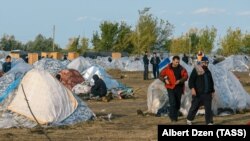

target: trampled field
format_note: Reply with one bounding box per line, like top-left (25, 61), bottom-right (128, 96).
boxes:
top-left (0, 71), bottom-right (249, 141)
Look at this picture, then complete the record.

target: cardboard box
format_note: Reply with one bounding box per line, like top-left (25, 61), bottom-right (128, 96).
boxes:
top-left (28, 53), bottom-right (38, 64)
top-left (50, 52), bottom-right (62, 60)
top-left (68, 52), bottom-right (79, 60)
top-left (112, 52), bottom-right (121, 59)
top-left (41, 52), bottom-right (49, 58)
top-left (10, 53), bottom-right (20, 59)
top-left (41, 52), bottom-right (62, 60)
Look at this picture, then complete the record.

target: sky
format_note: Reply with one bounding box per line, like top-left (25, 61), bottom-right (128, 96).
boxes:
top-left (0, 0), bottom-right (250, 48)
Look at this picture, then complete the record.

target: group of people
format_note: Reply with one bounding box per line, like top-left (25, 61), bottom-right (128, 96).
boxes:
top-left (159, 53), bottom-right (215, 125)
top-left (143, 51), bottom-right (161, 80)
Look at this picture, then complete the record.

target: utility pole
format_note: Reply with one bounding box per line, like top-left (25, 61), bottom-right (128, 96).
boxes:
top-left (52, 25), bottom-right (55, 51)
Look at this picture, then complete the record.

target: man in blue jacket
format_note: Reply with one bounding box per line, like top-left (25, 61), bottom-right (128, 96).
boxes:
top-left (2, 55), bottom-right (12, 73)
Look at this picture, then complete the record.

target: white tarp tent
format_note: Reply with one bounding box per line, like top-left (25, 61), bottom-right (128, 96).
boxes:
top-left (67, 57), bottom-right (93, 73)
top-left (216, 55), bottom-right (250, 72)
top-left (8, 69), bottom-right (78, 124)
top-left (82, 66), bottom-right (121, 90)
top-left (0, 69), bottom-right (94, 128)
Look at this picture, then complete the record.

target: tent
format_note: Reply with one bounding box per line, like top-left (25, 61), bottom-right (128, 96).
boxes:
top-left (82, 66), bottom-right (123, 90)
top-left (0, 69), bottom-right (93, 128)
top-left (216, 55), bottom-right (250, 72)
top-left (67, 57), bottom-right (93, 73)
top-left (8, 69), bottom-right (78, 124)
top-left (58, 69), bottom-right (85, 90)
top-left (33, 58), bottom-right (66, 75)
top-left (158, 58), bottom-right (170, 72)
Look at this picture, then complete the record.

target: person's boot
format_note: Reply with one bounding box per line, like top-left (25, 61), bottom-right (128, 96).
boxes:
top-left (187, 120), bottom-right (192, 125)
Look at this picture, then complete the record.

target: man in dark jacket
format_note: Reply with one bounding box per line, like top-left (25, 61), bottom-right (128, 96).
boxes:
top-left (150, 52), bottom-right (161, 79)
top-left (160, 56), bottom-right (188, 122)
top-left (2, 55), bottom-right (12, 73)
top-left (143, 51), bottom-right (149, 80)
top-left (91, 74), bottom-right (107, 98)
top-left (182, 53), bottom-right (189, 64)
top-left (187, 56), bottom-right (215, 125)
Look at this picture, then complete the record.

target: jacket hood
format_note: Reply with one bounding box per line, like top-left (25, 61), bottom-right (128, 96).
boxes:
top-left (93, 74), bottom-right (99, 81)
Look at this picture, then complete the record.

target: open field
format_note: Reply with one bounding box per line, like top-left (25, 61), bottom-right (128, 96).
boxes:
top-left (0, 71), bottom-right (249, 141)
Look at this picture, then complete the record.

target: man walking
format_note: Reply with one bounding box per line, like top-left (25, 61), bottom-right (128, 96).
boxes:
top-left (160, 56), bottom-right (188, 122)
top-left (187, 56), bottom-right (215, 125)
top-left (150, 52), bottom-right (161, 79)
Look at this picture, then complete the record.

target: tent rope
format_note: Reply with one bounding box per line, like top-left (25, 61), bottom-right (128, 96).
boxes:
top-left (21, 84), bottom-right (52, 141)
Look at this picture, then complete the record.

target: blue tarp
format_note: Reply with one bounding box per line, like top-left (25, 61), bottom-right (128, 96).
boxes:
top-left (0, 77), bottom-right (22, 103)
top-left (159, 58), bottom-right (170, 72)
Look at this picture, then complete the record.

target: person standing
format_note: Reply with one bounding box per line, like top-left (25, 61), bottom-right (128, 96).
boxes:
top-left (182, 53), bottom-right (189, 64)
top-left (150, 52), bottom-right (161, 79)
top-left (197, 51), bottom-right (204, 62)
top-left (160, 56), bottom-right (188, 122)
top-left (143, 51), bottom-right (149, 80)
top-left (187, 56), bottom-right (215, 125)
top-left (2, 55), bottom-right (12, 73)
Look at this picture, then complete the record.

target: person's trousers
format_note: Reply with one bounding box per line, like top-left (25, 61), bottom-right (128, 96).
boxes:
top-left (144, 65), bottom-right (149, 80)
top-left (152, 65), bottom-right (159, 79)
top-left (187, 94), bottom-right (213, 124)
top-left (167, 88), bottom-right (182, 121)
top-left (91, 89), bottom-right (106, 97)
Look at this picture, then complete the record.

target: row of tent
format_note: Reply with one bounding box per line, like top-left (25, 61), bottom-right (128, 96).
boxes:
top-left (0, 50), bottom-right (250, 128)
top-left (0, 54), bottom-right (132, 128)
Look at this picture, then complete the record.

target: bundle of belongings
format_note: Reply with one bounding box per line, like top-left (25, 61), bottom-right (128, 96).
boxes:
top-left (57, 69), bottom-right (85, 90)
top-left (71, 66), bottom-right (134, 101)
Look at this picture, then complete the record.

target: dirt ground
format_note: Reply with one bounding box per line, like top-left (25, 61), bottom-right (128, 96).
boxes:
top-left (0, 70), bottom-right (250, 141)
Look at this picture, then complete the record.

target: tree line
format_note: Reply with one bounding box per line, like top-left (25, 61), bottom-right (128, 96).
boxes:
top-left (0, 8), bottom-right (250, 56)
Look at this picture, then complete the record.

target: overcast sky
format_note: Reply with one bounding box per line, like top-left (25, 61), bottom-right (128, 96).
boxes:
top-left (0, 0), bottom-right (250, 48)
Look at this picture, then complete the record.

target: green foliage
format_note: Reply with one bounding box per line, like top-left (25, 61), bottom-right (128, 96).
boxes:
top-left (170, 35), bottom-right (190, 54)
top-left (169, 27), bottom-right (217, 55)
top-left (100, 21), bottom-right (119, 51)
top-left (79, 37), bottom-right (89, 54)
top-left (67, 36), bottom-right (80, 52)
top-left (0, 34), bottom-right (61, 52)
top-left (26, 34), bottom-right (61, 52)
top-left (220, 28), bottom-right (242, 56)
top-left (155, 19), bottom-right (174, 51)
top-left (92, 21), bottom-right (134, 53)
top-left (188, 28), bottom-right (199, 53)
top-left (0, 35), bottom-right (24, 51)
top-left (113, 22), bottom-right (133, 53)
top-left (90, 8), bottom-right (173, 55)
top-left (241, 33), bottom-right (250, 54)
top-left (197, 26), bottom-right (217, 54)
top-left (130, 8), bottom-right (157, 54)
top-left (67, 36), bottom-right (89, 54)
top-left (91, 32), bottom-right (102, 51)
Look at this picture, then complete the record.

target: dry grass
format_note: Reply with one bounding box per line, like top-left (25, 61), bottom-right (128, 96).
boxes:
top-left (0, 71), bottom-right (250, 141)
